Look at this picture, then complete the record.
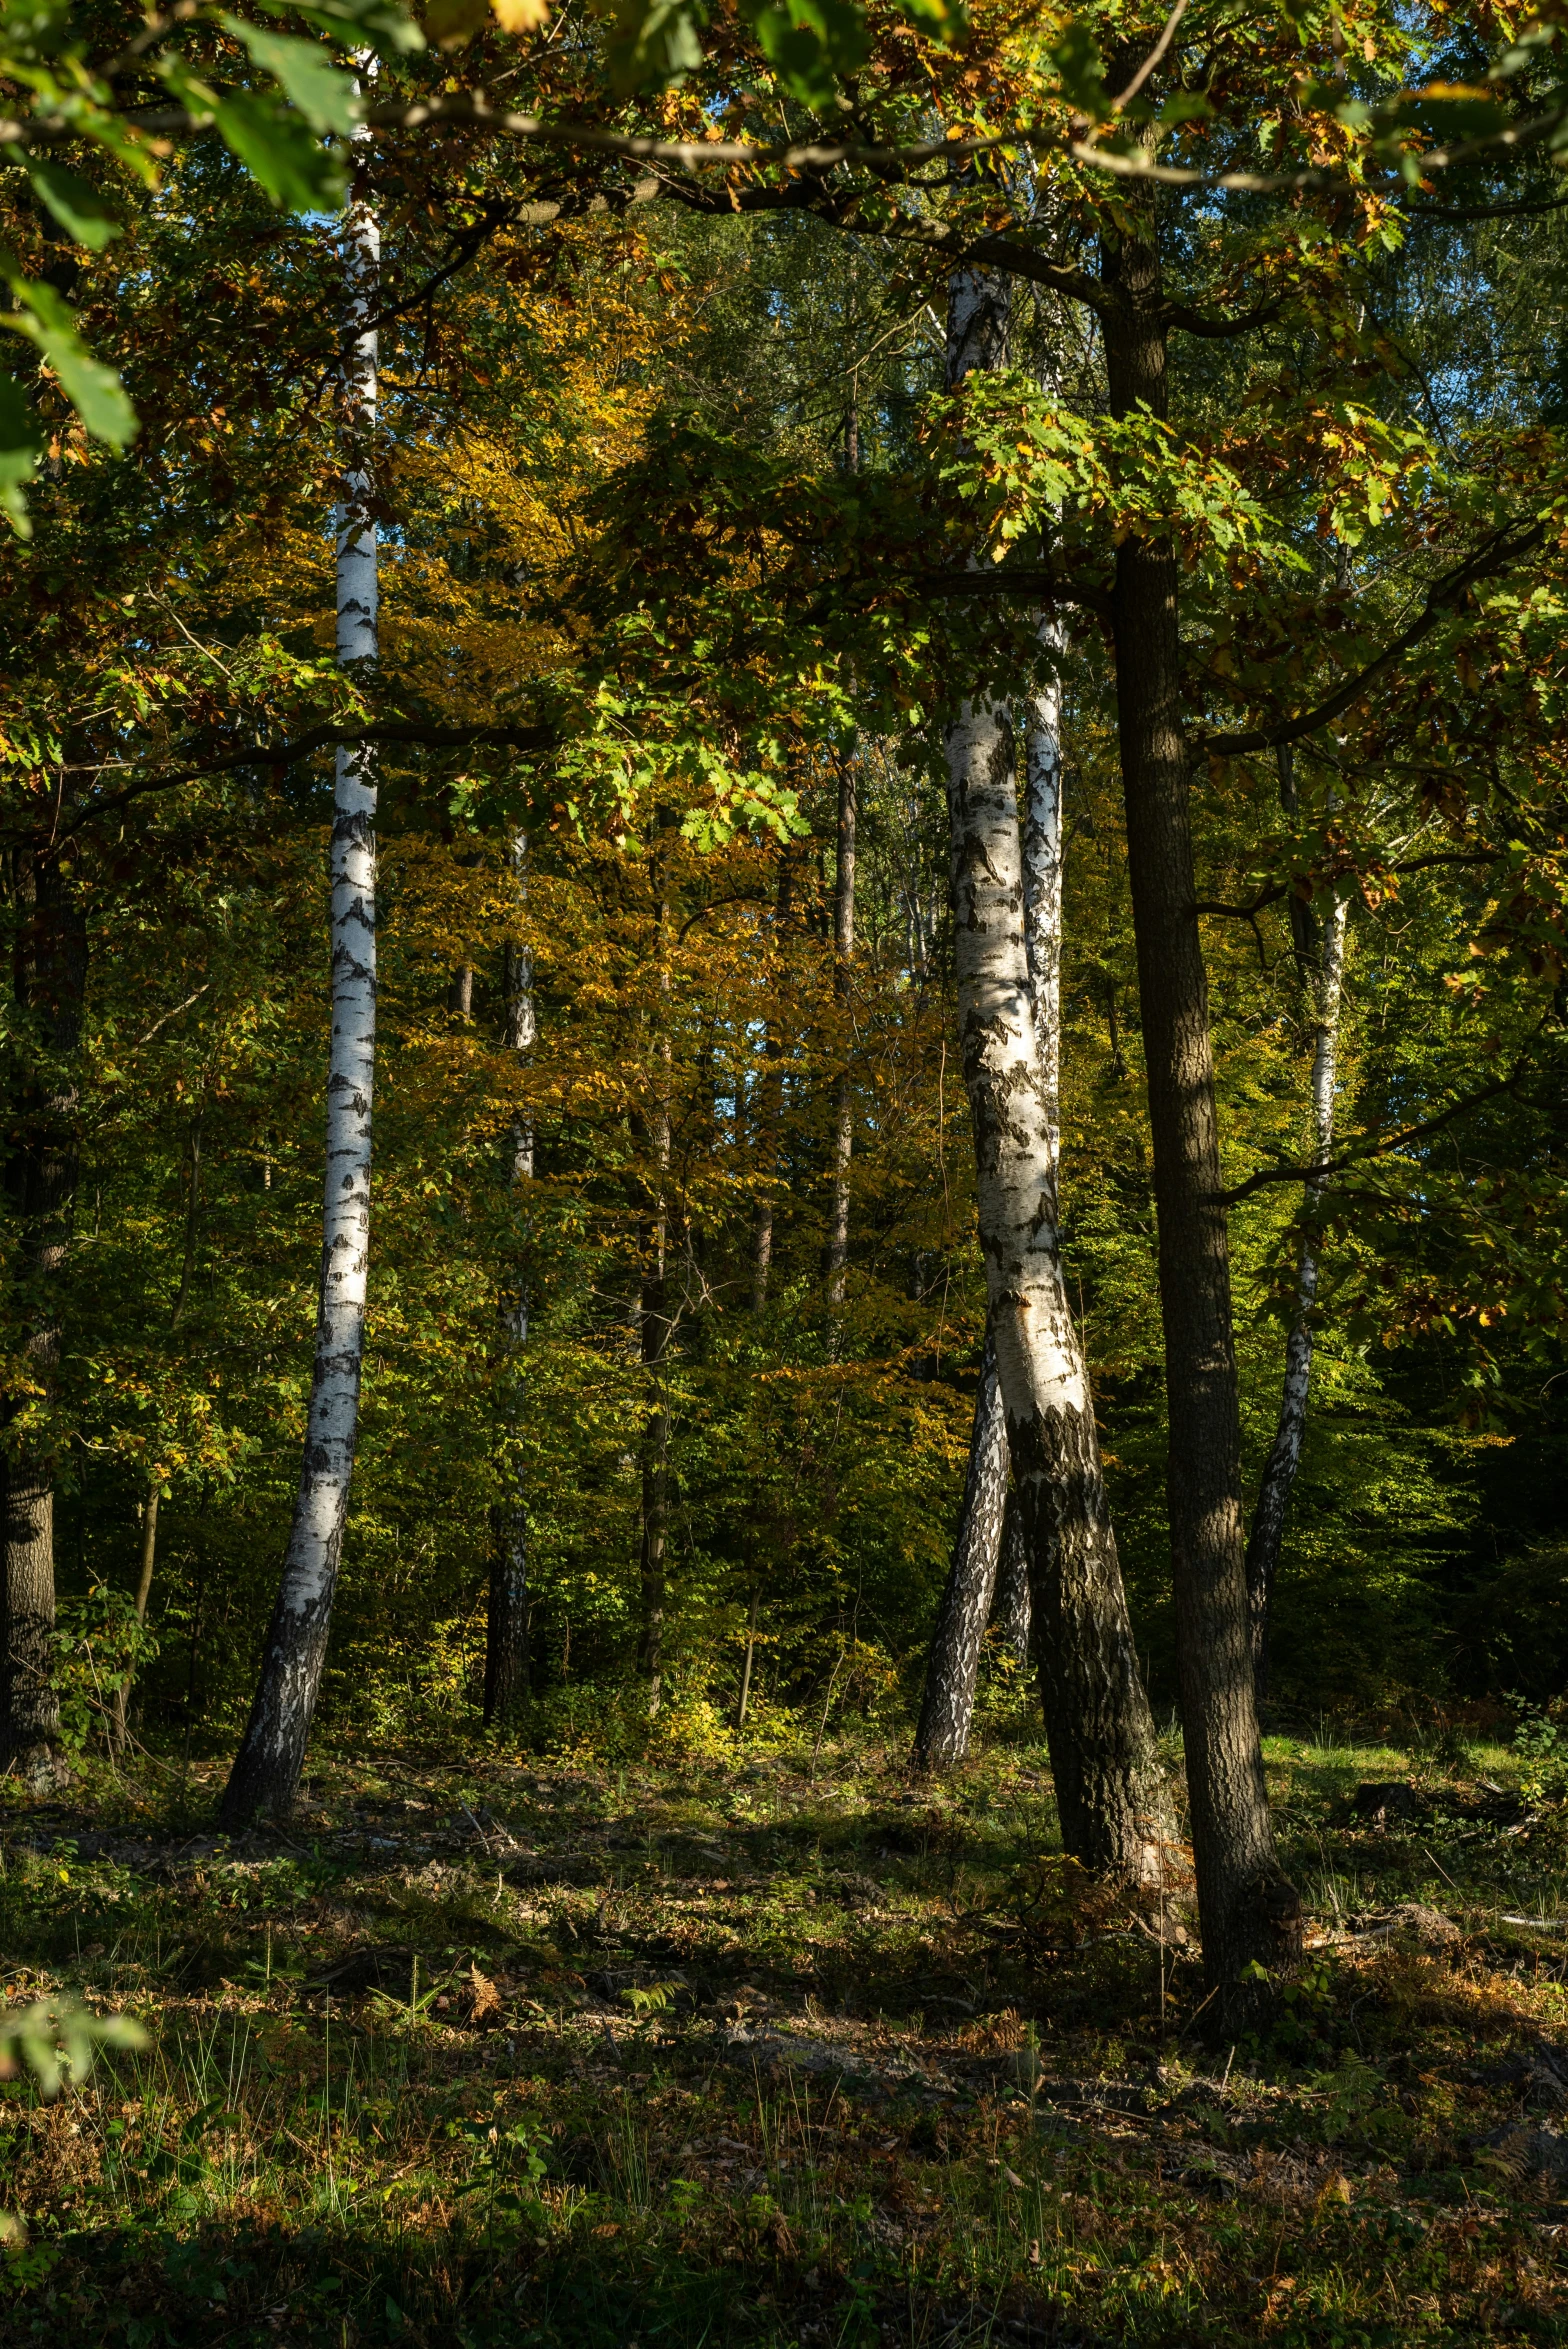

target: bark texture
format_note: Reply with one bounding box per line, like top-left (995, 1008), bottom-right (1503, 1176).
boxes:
top-left (220, 181), bottom-right (380, 1828)
top-left (912, 1329), bottom-right (1011, 1770)
top-left (1246, 787), bottom-right (1349, 1697)
top-left (1, 850), bottom-right (85, 1786)
top-left (485, 835), bottom-right (535, 1727)
top-left (1100, 201), bottom-right (1298, 2002)
top-left (752, 853), bottom-right (793, 1311)
top-left (992, 1493), bottom-right (1032, 1663)
top-left (638, 835), bottom-right (673, 1717)
top-left (943, 264), bottom-right (1167, 1879)
top-left (824, 757), bottom-right (856, 1324)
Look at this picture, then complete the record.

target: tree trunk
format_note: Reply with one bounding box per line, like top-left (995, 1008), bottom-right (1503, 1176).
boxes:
top-left (752, 851), bottom-right (792, 1311)
top-left (220, 176), bottom-right (379, 1829)
top-left (1100, 202), bottom-right (1299, 2006)
top-left (824, 756), bottom-right (856, 1325)
top-left (1246, 765), bottom-right (1349, 1699)
top-left (0, 849), bottom-right (86, 1788)
top-left (944, 264), bottom-right (1168, 1881)
top-left (638, 843), bottom-right (673, 1718)
top-left (993, 1493), bottom-right (1031, 1663)
top-left (912, 1328), bottom-right (1010, 1770)
top-left (485, 836), bottom-right (534, 1728)
top-left (112, 1484), bottom-right (158, 1752)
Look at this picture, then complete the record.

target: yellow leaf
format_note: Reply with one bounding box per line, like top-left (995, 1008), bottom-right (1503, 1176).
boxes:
top-left (491, 0), bottom-right (550, 26)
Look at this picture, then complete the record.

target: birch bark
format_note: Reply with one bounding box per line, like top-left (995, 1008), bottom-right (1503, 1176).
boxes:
top-left (751, 851), bottom-right (792, 1311)
top-left (220, 173), bottom-right (379, 1828)
top-left (1246, 812), bottom-right (1349, 1697)
top-left (912, 1327), bottom-right (1010, 1769)
top-left (485, 834), bottom-right (535, 1726)
top-left (943, 268), bottom-right (1168, 1877)
top-left (912, 633), bottom-right (1062, 1763)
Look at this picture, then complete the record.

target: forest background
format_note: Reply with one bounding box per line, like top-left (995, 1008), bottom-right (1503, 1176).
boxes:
top-left (2, 0), bottom-right (1567, 1808)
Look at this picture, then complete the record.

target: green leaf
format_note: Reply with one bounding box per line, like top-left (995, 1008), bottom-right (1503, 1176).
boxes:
top-left (259, 0), bottom-right (426, 53)
top-left (603, 0), bottom-right (706, 91)
top-left (214, 91), bottom-right (347, 211)
top-left (222, 17), bottom-right (362, 132)
top-left (0, 276), bottom-right (136, 449)
top-left (24, 161), bottom-right (122, 251)
top-left (0, 371), bottom-right (43, 539)
top-left (1050, 20), bottom-right (1109, 118)
top-left (747, 0), bottom-right (868, 109)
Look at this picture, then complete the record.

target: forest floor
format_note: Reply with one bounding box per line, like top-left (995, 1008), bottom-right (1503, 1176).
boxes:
top-left (3, 1724), bottom-right (1568, 2347)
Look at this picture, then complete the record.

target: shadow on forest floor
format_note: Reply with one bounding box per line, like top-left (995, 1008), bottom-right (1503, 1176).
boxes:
top-left (3, 1726), bottom-right (1568, 2344)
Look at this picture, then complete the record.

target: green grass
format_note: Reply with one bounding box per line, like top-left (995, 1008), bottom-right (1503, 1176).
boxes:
top-left (2, 1723), bottom-right (1568, 2343)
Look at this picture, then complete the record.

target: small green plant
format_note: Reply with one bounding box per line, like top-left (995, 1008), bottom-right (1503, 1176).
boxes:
top-left (623, 1980), bottom-right (681, 2018)
top-left (1506, 1696), bottom-right (1568, 1802)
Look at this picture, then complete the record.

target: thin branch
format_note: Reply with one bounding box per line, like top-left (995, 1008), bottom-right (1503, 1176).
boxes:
top-left (1203, 521), bottom-right (1545, 756)
top-left (1111, 0), bottom-right (1190, 112)
top-left (1217, 1066), bottom-right (1528, 1206)
top-left (38, 719), bottom-right (554, 849)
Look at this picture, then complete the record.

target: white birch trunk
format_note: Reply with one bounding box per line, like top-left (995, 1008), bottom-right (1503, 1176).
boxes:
top-left (825, 757), bottom-right (856, 1327)
top-left (221, 172), bottom-right (379, 1827)
top-left (943, 269), bottom-right (1168, 1875)
top-left (486, 834), bottom-right (534, 1725)
top-left (1245, 880), bottom-right (1350, 1692)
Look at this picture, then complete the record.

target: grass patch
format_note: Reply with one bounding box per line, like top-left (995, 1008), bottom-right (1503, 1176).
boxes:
top-left (1, 1731), bottom-right (1567, 2343)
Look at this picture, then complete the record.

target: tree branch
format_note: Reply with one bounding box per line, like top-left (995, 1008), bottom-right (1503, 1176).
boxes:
top-left (1217, 1065), bottom-right (1528, 1206)
top-left (1203, 521), bottom-right (1545, 756)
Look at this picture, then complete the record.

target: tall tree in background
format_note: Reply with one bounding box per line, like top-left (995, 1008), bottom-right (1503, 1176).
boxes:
top-left (221, 166), bottom-right (381, 1828)
top-left (1246, 752), bottom-right (1351, 1696)
top-left (0, 852), bottom-right (86, 1785)
top-left (485, 833), bottom-right (536, 1726)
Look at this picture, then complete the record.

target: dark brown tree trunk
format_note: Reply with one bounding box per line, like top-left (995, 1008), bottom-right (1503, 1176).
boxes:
top-left (912, 1326), bottom-right (1010, 1771)
top-left (1, 849), bottom-right (85, 1788)
top-left (1101, 204), bottom-right (1299, 2014)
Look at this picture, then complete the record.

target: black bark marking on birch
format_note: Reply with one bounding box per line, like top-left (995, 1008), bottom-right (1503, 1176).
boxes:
top-left (1101, 189), bottom-right (1298, 2016)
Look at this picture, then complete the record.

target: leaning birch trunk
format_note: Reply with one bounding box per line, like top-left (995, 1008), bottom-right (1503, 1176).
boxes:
top-left (485, 835), bottom-right (535, 1727)
top-left (220, 176), bottom-right (379, 1829)
top-left (910, 629), bottom-right (1064, 1764)
top-left (112, 1483), bottom-right (159, 1753)
top-left (943, 267), bottom-right (1168, 1879)
top-left (1246, 864), bottom-right (1349, 1698)
top-left (824, 756), bottom-right (856, 1330)
top-left (912, 1328), bottom-right (1011, 1769)
top-left (0, 851), bottom-right (85, 1789)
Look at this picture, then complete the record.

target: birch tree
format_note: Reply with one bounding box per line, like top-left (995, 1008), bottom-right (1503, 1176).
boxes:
top-left (220, 172), bottom-right (380, 1829)
top-left (1246, 751), bottom-right (1351, 1696)
top-left (942, 266), bottom-right (1168, 1878)
top-left (485, 835), bottom-right (535, 1726)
